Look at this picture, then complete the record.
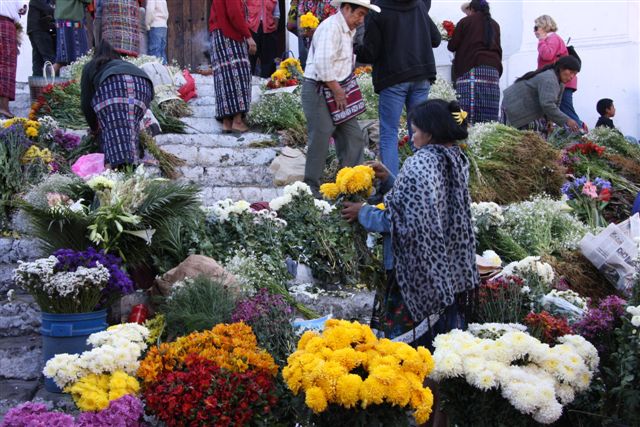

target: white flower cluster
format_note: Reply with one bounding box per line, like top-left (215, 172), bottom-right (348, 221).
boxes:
top-left (503, 195), bottom-right (589, 252)
top-left (544, 289), bottom-right (588, 312)
top-left (471, 202), bottom-right (504, 233)
top-left (13, 256), bottom-right (110, 299)
top-left (269, 193), bottom-right (294, 211)
top-left (209, 199), bottom-right (251, 223)
top-left (269, 181), bottom-right (334, 215)
top-left (465, 122), bottom-right (502, 158)
top-left (37, 116), bottom-right (59, 141)
top-left (283, 181), bottom-right (312, 197)
top-left (427, 76), bottom-right (458, 102)
top-left (252, 209), bottom-right (287, 228)
top-left (480, 250), bottom-right (502, 267)
top-left (313, 199), bottom-right (334, 215)
top-left (432, 329), bottom-right (599, 424)
top-left (43, 323), bottom-right (149, 389)
top-left (502, 256), bottom-right (555, 287)
top-left (627, 305), bottom-right (640, 327)
top-left (467, 322), bottom-right (527, 340)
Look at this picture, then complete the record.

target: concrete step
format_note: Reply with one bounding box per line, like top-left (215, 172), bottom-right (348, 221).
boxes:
top-left (155, 132), bottom-right (276, 148)
top-left (181, 116), bottom-right (221, 134)
top-left (189, 105), bottom-right (215, 118)
top-left (199, 186), bottom-right (283, 205)
top-left (161, 144), bottom-right (278, 167)
top-left (180, 165), bottom-right (274, 187)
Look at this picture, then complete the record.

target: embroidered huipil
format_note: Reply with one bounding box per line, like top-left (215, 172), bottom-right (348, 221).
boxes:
top-left (304, 11), bottom-right (354, 82)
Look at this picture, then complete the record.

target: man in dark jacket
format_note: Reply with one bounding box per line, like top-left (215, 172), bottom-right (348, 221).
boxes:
top-left (27, 0), bottom-right (56, 76)
top-left (356, 0), bottom-right (441, 176)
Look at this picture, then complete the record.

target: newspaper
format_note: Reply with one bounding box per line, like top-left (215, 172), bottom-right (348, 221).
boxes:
top-left (579, 213), bottom-right (640, 294)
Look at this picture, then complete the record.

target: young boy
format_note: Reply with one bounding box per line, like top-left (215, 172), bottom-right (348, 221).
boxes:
top-left (145, 0), bottom-right (168, 64)
top-left (595, 98), bottom-right (616, 129)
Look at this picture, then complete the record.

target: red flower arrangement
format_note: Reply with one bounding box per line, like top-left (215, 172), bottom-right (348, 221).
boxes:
top-left (524, 311), bottom-right (573, 344)
top-left (144, 354), bottom-right (277, 427)
top-left (567, 141), bottom-right (605, 157)
top-left (442, 20), bottom-right (455, 38)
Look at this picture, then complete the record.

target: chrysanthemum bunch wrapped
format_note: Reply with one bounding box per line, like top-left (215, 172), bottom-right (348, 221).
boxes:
top-left (502, 256), bottom-right (555, 290)
top-left (137, 322), bottom-right (278, 385)
top-left (320, 165), bottom-right (375, 201)
top-left (431, 328), bottom-right (599, 424)
top-left (282, 319), bottom-right (435, 425)
top-left (300, 11), bottom-right (320, 30)
top-left (43, 323), bottom-right (149, 390)
top-left (268, 57), bottom-right (304, 89)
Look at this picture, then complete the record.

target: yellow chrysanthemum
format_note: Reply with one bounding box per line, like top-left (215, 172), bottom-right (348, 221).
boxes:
top-left (305, 386), bottom-right (328, 413)
top-left (335, 374), bottom-right (363, 408)
top-left (386, 378), bottom-right (411, 407)
top-left (319, 182), bottom-right (340, 200)
top-left (299, 11), bottom-right (319, 29)
top-left (25, 126), bottom-right (38, 138)
top-left (413, 389), bottom-right (434, 424)
top-left (359, 377), bottom-right (385, 407)
top-left (271, 69), bottom-right (289, 81)
top-left (280, 57), bottom-right (304, 76)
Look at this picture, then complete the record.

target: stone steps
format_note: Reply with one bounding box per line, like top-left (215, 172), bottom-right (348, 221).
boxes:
top-left (199, 186), bottom-right (282, 205)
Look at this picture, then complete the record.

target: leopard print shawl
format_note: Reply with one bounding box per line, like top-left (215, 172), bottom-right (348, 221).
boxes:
top-left (384, 144), bottom-right (480, 323)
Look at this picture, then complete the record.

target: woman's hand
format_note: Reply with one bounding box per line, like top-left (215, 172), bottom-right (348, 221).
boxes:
top-left (341, 201), bottom-right (365, 223)
top-left (365, 161), bottom-right (390, 182)
top-left (247, 37), bottom-right (257, 55)
top-left (566, 119), bottom-right (580, 132)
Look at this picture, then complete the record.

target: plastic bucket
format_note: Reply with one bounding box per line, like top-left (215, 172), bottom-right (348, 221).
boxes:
top-left (41, 310), bottom-right (108, 393)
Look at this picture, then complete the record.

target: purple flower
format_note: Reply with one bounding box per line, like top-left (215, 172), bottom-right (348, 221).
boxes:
top-left (1, 124), bottom-right (31, 147)
top-left (575, 295), bottom-right (627, 351)
top-left (53, 248), bottom-right (135, 303)
top-left (232, 288), bottom-right (293, 324)
top-left (53, 129), bottom-right (81, 151)
top-left (76, 395), bottom-right (144, 427)
top-left (0, 402), bottom-right (75, 427)
top-left (594, 177), bottom-right (612, 190)
top-left (561, 182), bottom-right (573, 199)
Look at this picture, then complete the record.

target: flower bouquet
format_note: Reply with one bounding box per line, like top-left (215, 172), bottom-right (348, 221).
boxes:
top-left (299, 11), bottom-right (319, 36)
top-left (139, 323), bottom-right (279, 426)
top-left (30, 80), bottom-right (85, 129)
top-left (282, 319), bottom-right (435, 426)
top-left (561, 176), bottom-right (611, 228)
top-left (267, 57), bottom-right (304, 90)
top-left (437, 20), bottom-right (456, 41)
top-left (523, 311), bottom-right (573, 344)
top-left (431, 327), bottom-right (599, 425)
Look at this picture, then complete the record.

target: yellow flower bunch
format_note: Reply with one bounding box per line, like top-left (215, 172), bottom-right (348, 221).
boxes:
top-left (320, 165), bottom-right (375, 199)
top-left (65, 371), bottom-right (139, 411)
top-left (300, 11), bottom-right (320, 29)
top-left (138, 322), bottom-right (278, 385)
top-left (282, 319), bottom-right (435, 424)
top-left (2, 117), bottom-right (40, 139)
top-left (280, 57), bottom-right (304, 78)
top-left (354, 65), bottom-right (373, 77)
top-left (143, 314), bottom-right (166, 345)
top-left (271, 69), bottom-right (289, 82)
top-left (22, 145), bottom-right (53, 164)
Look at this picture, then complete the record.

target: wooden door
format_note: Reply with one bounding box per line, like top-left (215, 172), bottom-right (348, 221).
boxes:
top-left (167, 0), bottom-right (210, 69)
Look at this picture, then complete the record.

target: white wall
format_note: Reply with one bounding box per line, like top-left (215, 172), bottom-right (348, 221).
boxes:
top-left (17, 0), bottom-right (640, 135)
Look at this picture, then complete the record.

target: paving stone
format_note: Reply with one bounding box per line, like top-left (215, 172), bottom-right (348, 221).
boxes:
top-left (0, 238), bottom-right (44, 264)
top-left (181, 116), bottom-right (222, 134)
top-left (197, 147), bottom-right (277, 167)
top-left (0, 335), bottom-right (42, 380)
top-left (155, 132), bottom-right (276, 148)
top-left (199, 186), bottom-right (283, 205)
top-left (292, 288), bottom-right (375, 322)
top-left (0, 299), bottom-right (41, 338)
top-left (0, 380), bottom-right (39, 402)
top-left (182, 165), bottom-right (274, 187)
top-left (189, 105), bottom-right (215, 118)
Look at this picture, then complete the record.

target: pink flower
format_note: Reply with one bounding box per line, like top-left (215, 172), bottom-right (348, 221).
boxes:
top-left (581, 181), bottom-right (598, 198)
top-left (46, 192), bottom-right (71, 207)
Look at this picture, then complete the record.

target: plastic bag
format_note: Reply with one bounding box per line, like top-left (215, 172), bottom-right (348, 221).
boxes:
top-left (177, 69), bottom-right (197, 102)
top-left (71, 153), bottom-right (105, 178)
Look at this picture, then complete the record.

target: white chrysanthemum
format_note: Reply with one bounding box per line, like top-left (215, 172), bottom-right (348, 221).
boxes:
top-left (313, 199), bottom-right (334, 215)
top-left (533, 401), bottom-right (564, 425)
top-left (283, 181), bottom-right (312, 197)
top-left (232, 200), bottom-right (251, 214)
top-left (268, 193), bottom-right (293, 211)
top-left (87, 175), bottom-right (116, 190)
top-left (557, 335), bottom-right (600, 371)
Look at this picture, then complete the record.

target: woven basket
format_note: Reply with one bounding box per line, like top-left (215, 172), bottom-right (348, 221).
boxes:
top-left (28, 62), bottom-right (68, 103)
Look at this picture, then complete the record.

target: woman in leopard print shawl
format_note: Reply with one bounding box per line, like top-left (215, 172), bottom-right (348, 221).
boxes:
top-left (343, 99), bottom-right (479, 348)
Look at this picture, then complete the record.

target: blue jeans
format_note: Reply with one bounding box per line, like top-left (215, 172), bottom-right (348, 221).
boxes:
top-left (378, 80), bottom-right (431, 176)
top-left (147, 27), bottom-right (167, 64)
top-left (560, 88), bottom-right (583, 127)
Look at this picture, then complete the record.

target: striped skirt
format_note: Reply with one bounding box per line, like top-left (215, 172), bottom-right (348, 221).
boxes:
top-left (92, 74), bottom-right (153, 167)
top-left (455, 65), bottom-right (500, 124)
top-left (210, 29), bottom-right (252, 120)
top-left (101, 0), bottom-right (141, 57)
top-left (55, 20), bottom-right (89, 65)
top-left (0, 17), bottom-right (18, 100)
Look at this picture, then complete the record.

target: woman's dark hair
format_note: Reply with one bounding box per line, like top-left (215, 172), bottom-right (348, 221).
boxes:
top-left (91, 40), bottom-right (121, 71)
top-left (515, 55), bottom-right (581, 82)
top-left (469, 0), bottom-right (494, 48)
top-left (409, 100), bottom-right (469, 144)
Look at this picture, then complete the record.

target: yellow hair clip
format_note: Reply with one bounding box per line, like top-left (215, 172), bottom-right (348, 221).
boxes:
top-left (452, 110), bottom-right (468, 125)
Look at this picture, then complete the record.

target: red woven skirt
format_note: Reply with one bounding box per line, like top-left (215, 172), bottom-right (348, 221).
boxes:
top-left (0, 17), bottom-right (17, 100)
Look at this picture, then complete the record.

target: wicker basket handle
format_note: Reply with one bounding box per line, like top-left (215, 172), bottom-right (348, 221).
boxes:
top-left (43, 61), bottom-right (55, 86)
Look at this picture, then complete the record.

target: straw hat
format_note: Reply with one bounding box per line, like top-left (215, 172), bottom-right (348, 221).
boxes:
top-left (330, 0), bottom-right (381, 13)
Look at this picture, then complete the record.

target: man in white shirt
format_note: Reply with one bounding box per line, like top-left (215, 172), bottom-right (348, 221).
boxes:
top-left (145, 0), bottom-right (168, 64)
top-left (301, 0), bottom-right (380, 196)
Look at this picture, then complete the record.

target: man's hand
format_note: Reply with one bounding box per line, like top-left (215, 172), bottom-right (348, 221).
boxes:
top-left (247, 37), bottom-right (257, 55)
top-left (326, 81), bottom-right (347, 111)
top-left (341, 201), bottom-right (364, 223)
top-left (365, 161), bottom-right (390, 182)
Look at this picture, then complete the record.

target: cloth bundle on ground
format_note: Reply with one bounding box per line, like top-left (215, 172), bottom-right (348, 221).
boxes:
top-left (154, 254), bottom-right (239, 297)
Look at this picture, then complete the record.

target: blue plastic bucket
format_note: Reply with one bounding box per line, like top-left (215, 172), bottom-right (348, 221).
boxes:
top-left (41, 310), bottom-right (108, 393)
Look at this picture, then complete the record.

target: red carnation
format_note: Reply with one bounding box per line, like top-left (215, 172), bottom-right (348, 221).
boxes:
top-left (598, 187), bottom-right (611, 202)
